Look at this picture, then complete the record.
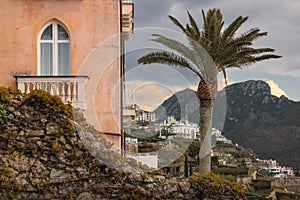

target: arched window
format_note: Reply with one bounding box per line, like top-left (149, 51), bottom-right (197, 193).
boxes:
top-left (39, 21), bottom-right (70, 75)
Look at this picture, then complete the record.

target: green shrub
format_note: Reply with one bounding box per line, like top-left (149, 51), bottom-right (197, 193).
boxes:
top-left (252, 179), bottom-right (271, 190)
top-left (20, 89), bottom-right (74, 134)
top-left (23, 89), bottom-right (72, 117)
top-left (0, 104), bottom-right (7, 124)
top-left (212, 165), bottom-right (248, 176)
top-left (0, 87), bottom-right (23, 105)
top-left (190, 173), bottom-right (246, 199)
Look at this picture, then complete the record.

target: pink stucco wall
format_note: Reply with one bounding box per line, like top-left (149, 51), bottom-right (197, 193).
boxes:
top-left (0, 0), bottom-right (124, 151)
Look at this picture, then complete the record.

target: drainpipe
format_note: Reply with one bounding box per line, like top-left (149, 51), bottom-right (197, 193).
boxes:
top-left (119, 0), bottom-right (125, 156)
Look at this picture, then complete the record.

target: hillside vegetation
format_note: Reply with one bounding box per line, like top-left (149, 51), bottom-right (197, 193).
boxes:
top-left (0, 87), bottom-right (245, 199)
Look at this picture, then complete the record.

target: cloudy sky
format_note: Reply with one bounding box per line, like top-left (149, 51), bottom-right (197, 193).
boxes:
top-left (124, 0), bottom-right (300, 111)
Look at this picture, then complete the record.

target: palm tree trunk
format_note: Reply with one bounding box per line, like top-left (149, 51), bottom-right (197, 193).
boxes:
top-left (197, 76), bottom-right (217, 173)
top-left (199, 99), bottom-right (214, 173)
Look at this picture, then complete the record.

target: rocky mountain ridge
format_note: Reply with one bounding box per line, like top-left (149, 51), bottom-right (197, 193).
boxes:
top-left (154, 88), bottom-right (200, 124)
top-left (154, 80), bottom-right (300, 169)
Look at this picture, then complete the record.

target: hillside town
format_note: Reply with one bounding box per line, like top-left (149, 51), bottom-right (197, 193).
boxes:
top-left (122, 101), bottom-right (300, 198)
top-left (123, 103), bottom-right (296, 177)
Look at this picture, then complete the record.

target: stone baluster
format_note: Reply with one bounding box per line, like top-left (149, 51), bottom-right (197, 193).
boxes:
top-left (44, 83), bottom-right (48, 93)
top-left (61, 82), bottom-right (65, 100)
top-left (32, 82), bottom-right (36, 91)
top-left (57, 82), bottom-right (61, 98)
top-left (54, 83), bottom-right (59, 96)
top-left (36, 83), bottom-right (40, 90)
top-left (51, 83), bottom-right (55, 96)
top-left (49, 83), bottom-right (53, 94)
top-left (69, 82), bottom-right (73, 101)
top-left (66, 82), bottom-right (71, 102)
top-left (73, 82), bottom-right (78, 101)
top-left (43, 83), bottom-right (47, 91)
top-left (40, 83), bottom-right (44, 91)
top-left (25, 83), bottom-right (30, 94)
top-left (51, 82), bottom-right (57, 95)
top-left (17, 82), bottom-right (25, 93)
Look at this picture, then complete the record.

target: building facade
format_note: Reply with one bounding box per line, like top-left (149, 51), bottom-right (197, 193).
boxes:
top-left (160, 116), bottom-right (199, 139)
top-left (0, 0), bottom-right (133, 152)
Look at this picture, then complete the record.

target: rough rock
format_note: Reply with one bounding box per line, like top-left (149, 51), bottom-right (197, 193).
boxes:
top-left (0, 88), bottom-right (246, 199)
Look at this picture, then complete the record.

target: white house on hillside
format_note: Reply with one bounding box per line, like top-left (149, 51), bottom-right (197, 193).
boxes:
top-left (159, 116), bottom-right (198, 139)
top-left (212, 128), bottom-right (232, 144)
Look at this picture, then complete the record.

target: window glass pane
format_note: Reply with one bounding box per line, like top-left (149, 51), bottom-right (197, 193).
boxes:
top-left (58, 24), bottom-right (69, 40)
top-left (58, 43), bottom-right (70, 75)
top-left (40, 43), bottom-right (53, 75)
top-left (41, 25), bottom-right (53, 40)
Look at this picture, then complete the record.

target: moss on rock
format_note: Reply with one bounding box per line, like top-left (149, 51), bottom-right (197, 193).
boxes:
top-left (0, 87), bottom-right (246, 199)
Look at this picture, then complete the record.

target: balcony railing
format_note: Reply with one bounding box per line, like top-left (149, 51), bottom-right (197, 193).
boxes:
top-left (14, 76), bottom-right (89, 110)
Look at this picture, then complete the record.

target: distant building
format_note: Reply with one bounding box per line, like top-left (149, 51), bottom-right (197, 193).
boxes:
top-left (136, 109), bottom-right (156, 123)
top-left (159, 116), bottom-right (198, 139)
top-left (125, 137), bottom-right (138, 153)
top-left (123, 108), bottom-right (136, 128)
top-left (260, 159), bottom-right (295, 177)
top-left (123, 102), bottom-right (156, 124)
top-left (281, 167), bottom-right (295, 176)
top-left (211, 128), bottom-right (233, 144)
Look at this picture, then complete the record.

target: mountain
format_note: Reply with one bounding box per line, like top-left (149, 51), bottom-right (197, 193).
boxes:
top-left (154, 80), bottom-right (300, 169)
top-left (154, 88), bottom-right (200, 124)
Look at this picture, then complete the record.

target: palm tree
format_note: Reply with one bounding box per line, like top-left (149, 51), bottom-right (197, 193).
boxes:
top-left (138, 8), bottom-right (281, 173)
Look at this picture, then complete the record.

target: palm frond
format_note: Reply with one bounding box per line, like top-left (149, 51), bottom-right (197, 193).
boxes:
top-left (138, 51), bottom-right (204, 79)
top-left (138, 8), bottom-right (281, 88)
top-left (235, 28), bottom-right (267, 43)
top-left (245, 54), bottom-right (282, 63)
top-left (203, 9), bottom-right (223, 42)
top-left (222, 16), bottom-right (248, 40)
top-left (168, 15), bottom-right (186, 33)
top-left (150, 34), bottom-right (208, 75)
top-left (186, 36), bottom-right (218, 76)
top-left (187, 11), bottom-right (200, 39)
top-left (222, 48), bottom-right (281, 69)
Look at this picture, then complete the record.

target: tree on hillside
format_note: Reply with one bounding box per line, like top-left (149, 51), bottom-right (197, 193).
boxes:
top-left (138, 8), bottom-right (281, 173)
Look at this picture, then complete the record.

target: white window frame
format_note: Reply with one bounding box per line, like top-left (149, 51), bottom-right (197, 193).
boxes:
top-left (37, 21), bottom-right (70, 75)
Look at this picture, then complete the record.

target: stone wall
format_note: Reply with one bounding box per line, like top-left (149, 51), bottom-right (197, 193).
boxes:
top-left (0, 87), bottom-right (246, 199)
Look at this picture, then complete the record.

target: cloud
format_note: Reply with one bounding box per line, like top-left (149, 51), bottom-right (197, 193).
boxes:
top-left (218, 77), bottom-right (235, 91)
top-left (129, 1), bottom-right (300, 101)
top-left (125, 81), bottom-right (200, 111)
top-left (133, 0), bottom-right (300, 78)
top-left (125, 79), bottom-right (289, 112)
top-left (266, 80), bottom-right (289, 98)
top-left (124, 81), bottom-right (175, 111)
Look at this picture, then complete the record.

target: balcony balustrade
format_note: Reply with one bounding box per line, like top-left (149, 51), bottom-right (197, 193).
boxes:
top-left (14, 76), bottom-right (89, 110)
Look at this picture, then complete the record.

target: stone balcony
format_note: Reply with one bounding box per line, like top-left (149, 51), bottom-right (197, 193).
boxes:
top-left (122, 0), bottom-right (134, 40)
top-left (14, 76), bottom-right (89, 110)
